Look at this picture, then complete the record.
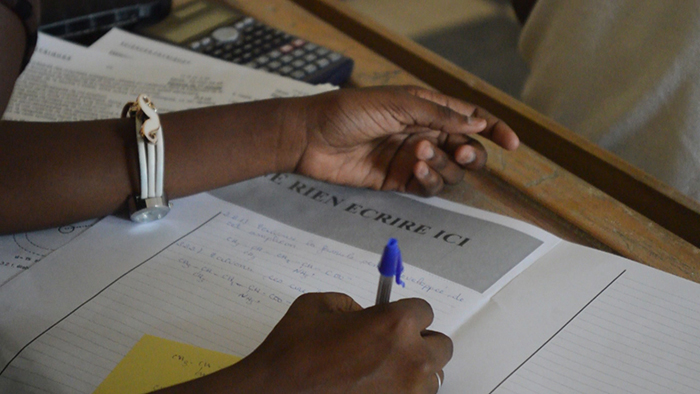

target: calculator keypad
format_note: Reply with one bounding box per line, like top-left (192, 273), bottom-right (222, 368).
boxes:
top-left (186, 17), bottom-right (349, 83)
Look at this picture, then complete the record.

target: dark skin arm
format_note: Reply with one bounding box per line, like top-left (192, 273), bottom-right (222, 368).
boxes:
top-left (0, 6), bottom-right (518, 235)
top-left (0, 87), bottom-right (517, 234)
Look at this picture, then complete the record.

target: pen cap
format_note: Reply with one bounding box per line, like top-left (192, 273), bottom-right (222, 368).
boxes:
top-left (378, 238), bottom-right (405, 287)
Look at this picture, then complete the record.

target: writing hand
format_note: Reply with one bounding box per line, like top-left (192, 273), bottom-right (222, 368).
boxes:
top-left (252, 292), bottom-right (452, 393)
top-left (160, 292), bottom-right (452, 393)
top-left (294, 86), bottom-right (519, 196)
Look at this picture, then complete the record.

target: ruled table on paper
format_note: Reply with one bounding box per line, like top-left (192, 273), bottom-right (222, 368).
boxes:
top-left (492, 271), bottom-right (700, 394)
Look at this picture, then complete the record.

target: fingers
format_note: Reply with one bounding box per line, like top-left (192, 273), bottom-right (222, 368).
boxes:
top-left (378, 300), bottom-right (451, 393)
top-left (386, 297), bottom-right (436, 331)
top-left (403, 86), bottom-right (519, 151)
top-left (442, 134), bottom-right (488, 170)
top-left (422, 330), bottom-right (454, 369)
top-left (405, 136), bottom-right (488, 196)
top-left (374, 87), bottom-right (489, 136)
top-left (471, 106), bottom-right (520, 151)
top-left (415, 140), bottom-right (466, 184)
top-left (420, 331), bottom-right (452, 394)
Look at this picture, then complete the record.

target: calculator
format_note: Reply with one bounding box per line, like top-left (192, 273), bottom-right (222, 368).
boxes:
top-left (136, 0), bottom-right (354, 85)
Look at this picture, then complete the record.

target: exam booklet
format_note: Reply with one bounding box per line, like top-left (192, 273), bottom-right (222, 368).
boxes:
top-left (3, 32), bottom-right (700, 394)
top-left (2, 172), bottom-right (700, 394)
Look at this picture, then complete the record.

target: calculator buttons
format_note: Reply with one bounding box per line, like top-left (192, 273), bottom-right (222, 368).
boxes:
top-left (316, 58), bottom-right (330, 68)
top-left (211, 26), bottom-right (240, 43)
top-left (303, 64), bottom-right (318, 74)
top-left (183, 16), bottom-right (352, 84)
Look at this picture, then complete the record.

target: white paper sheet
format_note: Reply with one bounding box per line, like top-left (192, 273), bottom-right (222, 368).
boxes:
top-left (89, 29), bottom-right (337, 93)
top-left (447, 242), bottom-right (700, 394)
top-left (0, 193), bottom-right (489, 393)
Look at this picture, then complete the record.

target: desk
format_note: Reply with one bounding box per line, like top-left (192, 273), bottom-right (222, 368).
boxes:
top-left (181, 0), bottom-right (700, 281)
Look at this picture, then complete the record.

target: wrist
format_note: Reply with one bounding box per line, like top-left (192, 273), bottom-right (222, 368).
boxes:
top-left (276, 96), bottom-right (310, 174)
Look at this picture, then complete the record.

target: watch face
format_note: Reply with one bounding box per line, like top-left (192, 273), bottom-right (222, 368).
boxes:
top-left (130, 206), bottom-right (171, 223)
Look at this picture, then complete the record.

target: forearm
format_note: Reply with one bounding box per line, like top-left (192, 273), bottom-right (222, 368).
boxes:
top-left (0, 97), bottom-right (306, 234)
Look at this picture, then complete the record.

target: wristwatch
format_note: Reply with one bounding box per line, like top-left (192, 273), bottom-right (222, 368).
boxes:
top-left (122, 94), bottom-right (171, 223)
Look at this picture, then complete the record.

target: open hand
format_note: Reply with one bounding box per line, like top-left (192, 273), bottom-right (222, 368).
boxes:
top-left (294, 86), bottom-right (519, 196)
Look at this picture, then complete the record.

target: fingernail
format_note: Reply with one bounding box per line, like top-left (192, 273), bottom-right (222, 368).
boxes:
top-left (467, 116), bottom-right (486, 125)
top-left (416, 163), bottom-right (429, 178)
top-left (459, 150), bottom-right (476, 165)
top-left (421, 145), bottom-right (435, 160)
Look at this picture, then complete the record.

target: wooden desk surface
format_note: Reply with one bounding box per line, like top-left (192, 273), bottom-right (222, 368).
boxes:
top-left (179, 0), bottom-right (700, 281)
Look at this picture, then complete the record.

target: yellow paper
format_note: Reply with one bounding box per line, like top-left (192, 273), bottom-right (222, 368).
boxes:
top-left (93, 335), bottom-right (241, 394)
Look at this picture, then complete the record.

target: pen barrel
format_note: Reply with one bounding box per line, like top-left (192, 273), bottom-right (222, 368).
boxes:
top-left (376, 275), bottom-right (393, 305)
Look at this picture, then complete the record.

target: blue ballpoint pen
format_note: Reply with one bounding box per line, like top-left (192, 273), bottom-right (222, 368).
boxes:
top-left (375, 238), bottom-right (405, 305)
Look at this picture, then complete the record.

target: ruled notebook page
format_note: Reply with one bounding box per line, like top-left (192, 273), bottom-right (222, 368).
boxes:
top-left (491, 268), bottom-right (700, 394)
top-left (0, 202), bottom-right (472, 393)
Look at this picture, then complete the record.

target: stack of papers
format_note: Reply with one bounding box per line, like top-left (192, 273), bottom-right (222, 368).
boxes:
top-left (2, 30), bottom-right (700, 394)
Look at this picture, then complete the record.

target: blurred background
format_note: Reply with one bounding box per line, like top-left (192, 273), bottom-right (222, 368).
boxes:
top-left (344, 0), bottom-right (529, 98)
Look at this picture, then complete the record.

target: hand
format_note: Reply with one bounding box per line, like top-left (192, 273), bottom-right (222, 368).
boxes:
top-left (248, 292), bottom-right (452, 393)
top-left (294, 86), bottom-right (519, 196)
top-left (162, 293), bottom-right (453, 393)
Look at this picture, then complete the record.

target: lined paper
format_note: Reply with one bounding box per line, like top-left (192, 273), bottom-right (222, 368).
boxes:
top-left (492, 271), bottom-right (700, 394)
top-left (0, 205), bottom-right (472, 393)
